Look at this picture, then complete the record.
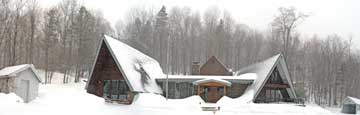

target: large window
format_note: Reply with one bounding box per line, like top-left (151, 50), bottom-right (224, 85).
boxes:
top-left (103, 80), bottom-right (130, 100)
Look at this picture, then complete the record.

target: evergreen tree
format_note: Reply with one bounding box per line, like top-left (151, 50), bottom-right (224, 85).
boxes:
top-left (154, 6), bottom-right (169, 72)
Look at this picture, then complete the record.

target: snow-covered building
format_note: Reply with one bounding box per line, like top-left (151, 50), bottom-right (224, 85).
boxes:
top-left (86, 35), bottom-right (298, 104)
top-left (86, 35), bottom-right (164, 104)
top-left (342, 96), bottom-right (360, 114)
top-left (0, 64), bottom-right (42, 102)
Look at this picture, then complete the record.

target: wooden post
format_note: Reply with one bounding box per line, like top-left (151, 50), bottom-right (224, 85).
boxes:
top-left (224, 86), bottom-right (226, 96)
top-left (197, 85), bottom-right (200, 95)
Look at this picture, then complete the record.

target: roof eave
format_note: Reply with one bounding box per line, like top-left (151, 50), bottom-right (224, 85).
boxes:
top-left (85, 35), bottom-right (105, 89)
top-left (252, 54), bottom-right (297, 101)
top-left (102, 35), bottom-right (137, 93)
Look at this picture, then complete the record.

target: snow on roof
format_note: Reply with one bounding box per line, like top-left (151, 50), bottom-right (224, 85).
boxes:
top-left (192, 78), bottom-right (232, 86)
top-left (0, 64), bottom-right (28, 77)
top-left (235, 54), bottom-right (297, 101)
top-left (157, 73), bottom-right (257, 81)
top-left (102, 35), bottom-right (164, 94)
top-left (345, 96), bottom-right (360, 105)
top-left (0, 64), bottom-right (42, 82)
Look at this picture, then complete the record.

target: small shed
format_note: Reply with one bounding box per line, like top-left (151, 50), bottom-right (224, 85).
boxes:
top-left (342, 96), bottom-right (360, 114)
top-left (0, 64), bottom-right (42, 102)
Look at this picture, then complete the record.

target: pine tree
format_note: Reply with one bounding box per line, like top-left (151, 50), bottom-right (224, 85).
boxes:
top-left (154, 6), bottom-right (169, 73)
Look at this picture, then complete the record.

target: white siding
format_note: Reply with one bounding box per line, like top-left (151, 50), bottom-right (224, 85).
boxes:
top-left (13, 68), bottom-right (40, 102)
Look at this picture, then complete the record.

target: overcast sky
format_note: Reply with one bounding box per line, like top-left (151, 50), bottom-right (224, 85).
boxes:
top-left (39, 0), bottom-right (360, 48)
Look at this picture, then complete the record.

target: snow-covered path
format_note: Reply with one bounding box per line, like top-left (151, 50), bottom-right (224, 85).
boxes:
top-left (1, 82), bottom-right (333, 115)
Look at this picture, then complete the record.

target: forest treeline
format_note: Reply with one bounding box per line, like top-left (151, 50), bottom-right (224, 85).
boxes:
top-left (0, 0), bottom-right (113, 83)
top-left (117, 6), bottom-right (360, 107)
top-left (0, 0), bottom-right (359, 107)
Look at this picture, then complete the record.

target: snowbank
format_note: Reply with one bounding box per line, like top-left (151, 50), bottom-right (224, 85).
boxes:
top-left (131, 93), bottom-right (204, 111)
top-left (217, 103), bottom-right (333, 115)
top-left (131, 93), bottom-right (167, 107)
top-left (0, 93), bottom-right (23, 103)
top-left (0, 93), bottom-right (25, 115)
top-left (167, 95), bottom-right (204, 110)
top-left (0, 81), bottom-right (333, 115)
top-left (217, 89), bottom-right (255, 106)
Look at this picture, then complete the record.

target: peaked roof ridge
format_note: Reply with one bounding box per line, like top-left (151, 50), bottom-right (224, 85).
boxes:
top-left (233, 53), bottom-right (297, 101)
top-left (104, 35), bottom-right (158, 64)
top-left (93, 35), bottom-right (164, 94)
top-left (235, 54), bottom-right (281, 75)
top-left (202, 55), bottom-right (231, 72)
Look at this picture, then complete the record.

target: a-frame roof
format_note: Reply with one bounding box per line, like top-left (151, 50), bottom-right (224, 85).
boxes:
top-left (87, 35), bottom-right (164, 94)
top-left (236, 54), bottom-right (297, 101)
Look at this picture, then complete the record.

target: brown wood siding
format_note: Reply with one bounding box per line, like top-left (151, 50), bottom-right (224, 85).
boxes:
top-left (200, 56), bottom-right (232, 76)
top-left (226, 83), bottom-right (249, 98)
top-left (87, 41), bottom-right (125, 97)
top-left (255, 67), bottom-right (291, 103)
top-left (197, 82), bottom-right (227, 103)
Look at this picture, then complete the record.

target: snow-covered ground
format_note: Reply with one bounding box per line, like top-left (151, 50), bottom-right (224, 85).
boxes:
top-left (0, 71), bottom-right (334, 115)
top-left (325, 107), bottom-right (349, 115)
top-left (37, 70), bottom-right (76, 84)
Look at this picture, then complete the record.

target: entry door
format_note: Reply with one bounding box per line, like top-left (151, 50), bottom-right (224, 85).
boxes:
top-left (19, 80), bottom-right (30, 102)
top-left (207, 87), bottom-right (220, 103)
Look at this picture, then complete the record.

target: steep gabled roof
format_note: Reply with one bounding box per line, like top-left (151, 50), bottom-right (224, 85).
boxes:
top-left (87, 35), bottom-right (164, 94)
top-left (0, 64), bottom-right (42, 82)
top-left (200, 56), bottom-right (231, 75)
top-left (201, 56), bottom-right (228, 69)
top-left (236, 54), bottom-right (297, 101)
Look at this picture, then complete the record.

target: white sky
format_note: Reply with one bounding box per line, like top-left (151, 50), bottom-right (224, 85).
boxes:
top-left (38, 0), bottom-right (360, 48)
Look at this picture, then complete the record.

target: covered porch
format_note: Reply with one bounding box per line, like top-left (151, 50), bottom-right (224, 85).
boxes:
top-left (193, 79), bottom-right (231, 103)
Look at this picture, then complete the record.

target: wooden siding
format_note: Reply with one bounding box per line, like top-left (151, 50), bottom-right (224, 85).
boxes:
top-left (87, 41), bottom-right (126, 97)
top-left (196, 82), bottom-right (228, 103)
top-left (226, 83), bottom-right (249, 98)
top-left (255, 67), bottom-right (291, 103)
top-left (200, 56), bottom-right (232, 76)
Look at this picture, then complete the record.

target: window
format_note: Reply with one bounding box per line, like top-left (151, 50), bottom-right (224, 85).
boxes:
top-left (103, 80), bottom-right (130, 100)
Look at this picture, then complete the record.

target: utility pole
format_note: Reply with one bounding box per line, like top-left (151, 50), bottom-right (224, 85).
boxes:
top-left (166, 31), bottom-right (170, 100)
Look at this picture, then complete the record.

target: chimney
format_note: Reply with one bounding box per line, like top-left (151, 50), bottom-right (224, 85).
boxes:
top-left (191, 62), bottom-right (200, 75)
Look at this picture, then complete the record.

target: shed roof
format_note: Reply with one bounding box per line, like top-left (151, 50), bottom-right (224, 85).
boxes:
top-left (0, 64), bottom-right (42, 82)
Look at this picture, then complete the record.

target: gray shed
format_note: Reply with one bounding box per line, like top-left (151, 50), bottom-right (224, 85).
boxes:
top-left (342, 96), bottom-right (360, 114)
top-left (0, 64), bottom-right (42, 102)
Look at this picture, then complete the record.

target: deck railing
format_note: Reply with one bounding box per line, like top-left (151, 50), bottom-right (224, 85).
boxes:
top-left (255, 98), bottom-right (305, 106)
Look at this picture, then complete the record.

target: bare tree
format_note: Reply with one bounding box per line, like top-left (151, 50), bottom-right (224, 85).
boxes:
top-left (271, 7), bottom-right (308, 59)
